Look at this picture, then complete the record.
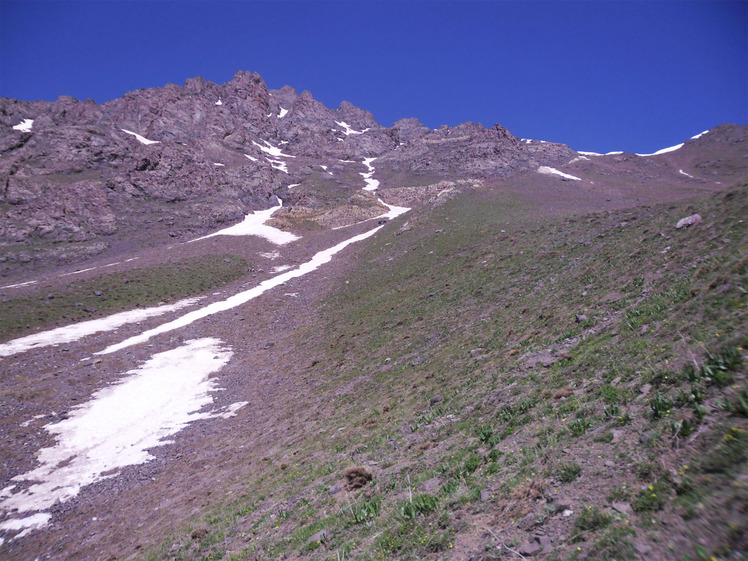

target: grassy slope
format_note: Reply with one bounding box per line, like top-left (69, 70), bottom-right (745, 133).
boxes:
top-left (0, 254), bottom-right (248, 342)
top-left (153, 182), bottom-right (746, 561)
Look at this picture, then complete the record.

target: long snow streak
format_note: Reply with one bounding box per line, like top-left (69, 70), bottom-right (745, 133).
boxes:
top-left (0, 339), bottom-right (235, 537)
top-left (98, 205), bottom-right (410, 355)
top-left (537, 166), bottom-right (581, 181)
top-left (361, 157), bottom-right (379, 190)
top-left (121, 129), bottom-right (160, 145)
top-left (0, 297), bottom-right (204, 358)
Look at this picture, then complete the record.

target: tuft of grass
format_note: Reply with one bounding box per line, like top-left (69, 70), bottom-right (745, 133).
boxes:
top-left (555, 462), bottom-right (583, 483)
top-left (573, 506), bottom-right (612, 539)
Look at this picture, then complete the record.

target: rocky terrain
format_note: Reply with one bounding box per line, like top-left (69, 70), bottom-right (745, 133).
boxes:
top-left (0, 72), bottom-right (746, 560)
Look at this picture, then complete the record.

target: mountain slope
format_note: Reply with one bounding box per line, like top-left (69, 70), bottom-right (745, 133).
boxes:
top-left (0, 72), bottom-right (745, 560)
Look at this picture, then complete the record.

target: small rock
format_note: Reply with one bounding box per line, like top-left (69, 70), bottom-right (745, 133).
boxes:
top-left (412, 357), bottom-right (424, 366)
top-left (470, 348), bottom-right (485, 359)
top-left (610, 376), bottom-right (622, 386)
top-left (612, 501), bottom-right (632, 515)
top-left (46, 294), bottom-right (54, 299)
top-left (518, 541), bottom-right (542, 556)
top-left (306, 528), bottom-right (329, 545)
top-left (639, 384), bottom-right (652, 396)
top-left (168, 231), bottom-right (178, 237)
top-left (575, 314), bottom-right (587, 323)
top-left (538, 535), bottom-right (552, 554)
top-left (562, 509), bottom-right (574, 517)
top-left (480, 489), bottom-right (492, 502)
top-left (429, 395), bottom-right (443, 406)
top-left (675, 214), bottom-right (702, 229)
top-left (611, 429), bottom-right (625, 443)
top-left (418, 477), bottom-right (442, 493)
top-left (263, 342), bottom-right (274, 349)
top-left (94, 290), bottom-right (103, 296)
top-left (635, 541), bottom-right (652, 554)
top-left (84, 307), bottom-right (97, 313)
top-left (604, 460), bottom-right (616, 468)
top-left (328, 486), bottom-right (340, 495)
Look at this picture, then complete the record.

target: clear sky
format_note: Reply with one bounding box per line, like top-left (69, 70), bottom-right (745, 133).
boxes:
top-left (1, 0), bottom-right (746, 153)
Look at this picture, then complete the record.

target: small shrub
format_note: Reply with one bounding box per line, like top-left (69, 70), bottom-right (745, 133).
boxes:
top-left (348, 496), bottom-right (381, 524)
top-left (603, 404), bottom-right (620, 420)
top-left (556, 462), bottom-right (583, 483)
top-left (569, 418), bottom-right (590, 436)
top-left (476, 425), bottom-right (494, 444)
top-left (700, 346), bottom-right (743, 386)
top-left (671, 418), bottom-right (694, 439)
top-left (398, 493), bottom-right (439, 519)
top-left (649, 393), bottom-right (673, 419)
top-left (573, 506), bottom-right (612, 539)
top-left (632, 481), bottom-right (669, 512)
top-left (463, 454), bottom-right (482, 475)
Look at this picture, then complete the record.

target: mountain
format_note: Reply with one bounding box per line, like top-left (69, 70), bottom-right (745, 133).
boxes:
top-left (0, 72), bottom-right (746, 560)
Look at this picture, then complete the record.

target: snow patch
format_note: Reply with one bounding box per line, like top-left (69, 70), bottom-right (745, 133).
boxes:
top-left (691, 130), bottom-right (709, 140)
top-left (251, 140), bottom-right (295, 159)
top-left (267, 158), bottom-right (289, 174)
top-left (0, 297), bottom-right (203, 358)
top-left (215, 99), bottom-right (223, 106)
top-left (335, 121), bottom-right (368, 136)
top-left (287, 183), bottom-right (300, 189)
top-left (189, 199), bottom-right (298, 245)
top-left (636, 143), bottom-right (683, 157)
top-left (0, 339), bottom-right (233, 538)
top-left (213, 162), bottom-right (225, 167)
top-left (360, 157), bottom-right (379, 191)
top-left (0, 513), bottom-right (51, 541)
top-left (679, 169), bottom-right (694, 178)
top-left (273, 265), bottom-right (293, 273)
top-left (537, 166), bottom-right (581, 181)
top-left (121, 129), bottom-right (160, 145)
top-left (278, 107), bottom-right (288, 118)
top-left (244, 154), bottom-right (258, 162)
top-left (12, 119), bottom-right (34, 133)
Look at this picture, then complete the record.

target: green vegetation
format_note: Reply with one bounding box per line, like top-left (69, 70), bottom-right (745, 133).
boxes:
top-left (0, 254), bottom-right (248, 341)
top-left (143, 185), bottom-right (746, 561)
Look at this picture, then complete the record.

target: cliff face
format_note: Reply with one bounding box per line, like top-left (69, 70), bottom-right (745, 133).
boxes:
top-left (0, 71), bottom-right (532, 255)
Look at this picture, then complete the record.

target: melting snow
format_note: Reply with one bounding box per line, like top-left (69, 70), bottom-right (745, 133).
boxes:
top-left (189, 199), bottom-right (298, 245)
top-left (679, 169), bottom-right (694, 178)
top-left (0, 513), bottom-right (51, 541)
top-left (251, 140), bottom-right (295, 159)
top-left (287, 183), bottom-right (300, 189)
top-left (244, 154), bottom-right (258, 162)
top-left (260, 251), bottom-right (280, 260)
top-left (0, 280), bottom-right (38, 289)
top-left (121, 129), bottom-right (160, 145)
top-left (213, 162), bottom-right (225, 167)
top-left (12, 119), bottom-right (34, 133)
top-left (278, 107), bottom-right (288, 118)
top-left (215, 99), bottom-right (223, 106)
top-left (97, 203), bottom-right (410, 356)
top-left (267, 158), bottom-right (289, 173)
top-left (691, 130), bottom-right (709, 140)
top-left (537, 166), bottom-right (581, 181)
top-left (360, 157), bottom-right (379, 191)
top-left (636, 143), bottom-right (683, 157)
top-left (335, 121), bottom-right (368, 136)
top-left (0, 339), bottom-right (236, 539)
top-left (0, 297), bottom-right (203, 358)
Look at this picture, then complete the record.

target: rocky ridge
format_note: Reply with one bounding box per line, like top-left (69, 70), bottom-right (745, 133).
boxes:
top-left (4, 70), bottom-right (741, 276)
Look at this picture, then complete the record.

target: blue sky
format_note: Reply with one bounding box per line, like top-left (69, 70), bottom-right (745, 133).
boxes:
top-left (1, 0), bottom-right (746, 153)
